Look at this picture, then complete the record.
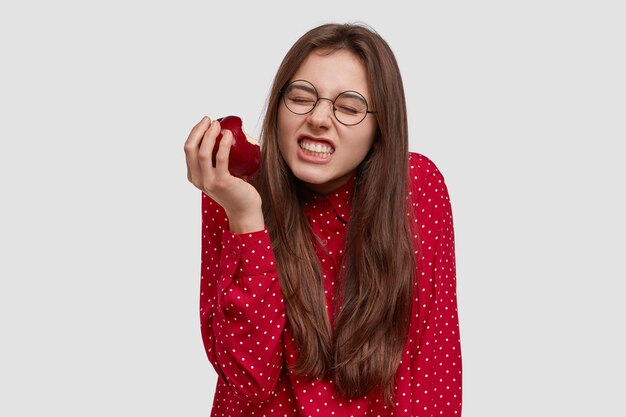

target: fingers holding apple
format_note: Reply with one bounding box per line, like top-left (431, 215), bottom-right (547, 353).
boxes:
top-left (184, 115), bottom-right (214, 190)
top-left (188, 115), bottom-right (261, 184)
top-left (185, 115), bottom-right (264, 233)
top-left (211, 115), bottom-right (261, 178)
top-left (212, 128), bottom-right (241, 185)
top-left (206, 125), bottom-right (265, 232)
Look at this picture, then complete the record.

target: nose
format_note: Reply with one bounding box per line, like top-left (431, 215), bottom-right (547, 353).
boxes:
top-left (307, 97), bottom-right (334, 126)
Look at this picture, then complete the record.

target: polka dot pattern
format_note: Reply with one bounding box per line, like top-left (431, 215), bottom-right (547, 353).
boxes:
top-left (199, 152), bottom-right (462, 416)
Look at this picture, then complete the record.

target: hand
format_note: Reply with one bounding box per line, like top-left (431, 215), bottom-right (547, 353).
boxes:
top-left (184, 116), bottom-right (264, 233)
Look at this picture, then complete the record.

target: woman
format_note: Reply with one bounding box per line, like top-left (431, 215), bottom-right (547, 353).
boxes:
top-left (184, 22), bottom-right (462, 416)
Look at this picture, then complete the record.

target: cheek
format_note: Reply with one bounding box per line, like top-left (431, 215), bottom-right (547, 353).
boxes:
top-left (353, 127), bottom-right (377, 156)
top-left (276, 118), bottom-right (292, 159)
top-left (277, 108), bottom-right (299, 149)
top-left (277, 104), bottom-right (292, 131)
top-left (277, 109), bottom-right (289, 142)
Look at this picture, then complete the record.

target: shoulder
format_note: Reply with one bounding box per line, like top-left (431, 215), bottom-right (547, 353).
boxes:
top-left (407, 153), bottom-right (455, 240)
top-left (407, 152), bottom-right (453, 209)
top-left (407, 152), bottom-right (446, 185)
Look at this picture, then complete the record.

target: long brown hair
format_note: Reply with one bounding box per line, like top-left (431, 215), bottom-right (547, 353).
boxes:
top-left (253, 23), bottom-right (415, 404)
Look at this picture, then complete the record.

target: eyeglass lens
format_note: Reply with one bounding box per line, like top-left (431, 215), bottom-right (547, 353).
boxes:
top-left (282, 80), bottom-right (370, 126)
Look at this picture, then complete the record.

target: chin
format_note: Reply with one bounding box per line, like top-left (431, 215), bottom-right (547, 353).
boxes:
top-left (293, 167), bottom-right (351, 194)
top-left (291, 164), bottom-right (328, 183)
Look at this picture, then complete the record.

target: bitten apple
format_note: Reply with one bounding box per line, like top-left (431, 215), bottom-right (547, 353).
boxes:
top-left (211, 115), bottom-right (261, 178)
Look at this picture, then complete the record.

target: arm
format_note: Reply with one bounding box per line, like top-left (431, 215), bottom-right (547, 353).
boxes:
top-left (409, 158), bottom-right (463, 416)
top-left (200, 193), bottom-right (286, 403)
top-left (185, 117), bottom-right (285, 402)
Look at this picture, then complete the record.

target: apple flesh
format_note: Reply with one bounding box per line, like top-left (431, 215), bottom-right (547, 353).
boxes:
top-left (212, 115), bottom-right (261, 178)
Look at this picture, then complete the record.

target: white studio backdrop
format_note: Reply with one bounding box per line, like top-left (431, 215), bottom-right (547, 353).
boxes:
top-left (0, 0), bottom-right (624, 416)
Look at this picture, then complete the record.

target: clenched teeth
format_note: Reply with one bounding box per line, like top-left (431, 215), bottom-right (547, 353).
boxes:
top-left (299, 140), bottom-right (335, 156)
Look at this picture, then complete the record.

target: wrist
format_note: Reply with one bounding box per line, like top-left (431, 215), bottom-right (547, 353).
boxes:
top-left (226, 209), bottom-right (265, 234)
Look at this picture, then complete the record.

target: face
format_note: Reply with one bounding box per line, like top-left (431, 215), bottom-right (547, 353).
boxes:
top-left (277, 49), bottom-right (378, 195)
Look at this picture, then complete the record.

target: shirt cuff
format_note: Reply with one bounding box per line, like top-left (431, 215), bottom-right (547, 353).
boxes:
top-left (220, 228), bottom-right (277, 278)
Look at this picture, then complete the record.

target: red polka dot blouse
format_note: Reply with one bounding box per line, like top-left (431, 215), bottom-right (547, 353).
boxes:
top-left (199, 153), bottom-right (462, 416)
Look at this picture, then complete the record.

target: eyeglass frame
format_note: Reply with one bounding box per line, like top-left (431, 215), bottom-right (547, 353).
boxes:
top-left (280, 79), bottom-right (377, 126)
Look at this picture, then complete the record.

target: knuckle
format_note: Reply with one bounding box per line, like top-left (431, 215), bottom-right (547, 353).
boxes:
top-left (215, 152), bottom-right (229, 163)
top-left (197, 149), bottom-right (212, 162)
top-left (183, 142), bottom-right (195, 154)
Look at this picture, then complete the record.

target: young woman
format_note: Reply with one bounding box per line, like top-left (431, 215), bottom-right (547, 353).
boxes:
top-left (184, 23), bottom-right (462, 417)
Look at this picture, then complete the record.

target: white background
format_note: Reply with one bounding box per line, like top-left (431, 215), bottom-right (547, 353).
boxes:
top-left (1, 0), bottom-right (624, 416)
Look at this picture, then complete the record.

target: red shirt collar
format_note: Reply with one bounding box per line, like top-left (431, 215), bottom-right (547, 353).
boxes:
top-left (302, 176), bottom-right (356, 223)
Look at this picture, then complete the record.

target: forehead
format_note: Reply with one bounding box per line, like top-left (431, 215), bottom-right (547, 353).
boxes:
top-left (291, 49), bottom-right (370, 97)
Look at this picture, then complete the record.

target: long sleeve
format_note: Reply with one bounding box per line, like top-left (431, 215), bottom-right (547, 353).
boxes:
top-left (409, 155), bottom-right (463, 416)
top-left (199, 192), bottom-right (286, 403)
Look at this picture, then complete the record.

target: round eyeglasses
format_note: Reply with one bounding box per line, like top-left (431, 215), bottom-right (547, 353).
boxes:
top-left (281, 79), bottom-right (376, 126)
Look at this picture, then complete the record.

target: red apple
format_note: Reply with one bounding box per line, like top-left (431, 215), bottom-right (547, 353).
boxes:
top-left (211, 115), bottom-right (261, 178)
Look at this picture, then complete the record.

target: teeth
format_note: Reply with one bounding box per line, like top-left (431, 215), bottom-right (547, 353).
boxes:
top-left (299, 140), bottom-right (334, 155)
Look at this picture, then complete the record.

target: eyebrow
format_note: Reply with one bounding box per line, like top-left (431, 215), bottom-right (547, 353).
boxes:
top-left (338, 91), bottom-right (367, 102)
top-left (288, 83), bottom-right (316, 94)
top-left (287, 80), bottom-right (369, 102)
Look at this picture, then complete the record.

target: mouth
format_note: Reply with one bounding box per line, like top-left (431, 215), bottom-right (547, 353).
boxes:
top-left (298, 138), bottom-right (335, 159)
